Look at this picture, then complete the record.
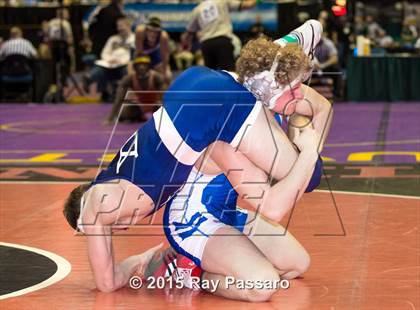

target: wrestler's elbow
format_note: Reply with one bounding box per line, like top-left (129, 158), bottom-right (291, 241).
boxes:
top-left (301, 84), bottom-right (331, 111)
top-left (261, 199), bottom-right (291, 222)
top-left (96, 279), bottom-right (117, 293)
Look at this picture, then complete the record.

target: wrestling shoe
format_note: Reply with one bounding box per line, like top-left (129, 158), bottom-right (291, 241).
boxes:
top-left (174, 254), bottom-right (203, 291)
top-left (147, 249), bottom-right (203, 291)
top-left (144, 246), bottom-right (178, 279)
top-left (275, 19), bottom-right (323, 59)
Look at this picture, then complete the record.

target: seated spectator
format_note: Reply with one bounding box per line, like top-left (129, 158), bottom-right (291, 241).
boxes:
top-left (83, 17), bottom-right (135, 102)
top-left (0, 27), bottom-right (36, 102)
top-left (0, 27), bottom-right (37, 60)
top-left (135, 17), bottom-right (172, 84)
top-left (108, 55), bottom-right (164, 123)
top-left (365, 14), bottom-right (392, 47)
top-left (377, 29), bottom-right (394, 48)
top-left (314, 31), bottom-right (341, 99)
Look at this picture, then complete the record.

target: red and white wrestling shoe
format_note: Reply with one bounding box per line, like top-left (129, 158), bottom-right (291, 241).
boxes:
top-left (150, 249), bottom-right (203, 291)
top-left (173, 255), bottom-right (202, 291)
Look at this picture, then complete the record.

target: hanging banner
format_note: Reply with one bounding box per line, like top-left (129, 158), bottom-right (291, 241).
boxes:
top-left (85, 3), bottom-right (278, 32)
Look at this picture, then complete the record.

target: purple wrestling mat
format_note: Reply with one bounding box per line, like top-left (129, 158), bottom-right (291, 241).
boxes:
top-left (0, 102), bottom-right (419, 165)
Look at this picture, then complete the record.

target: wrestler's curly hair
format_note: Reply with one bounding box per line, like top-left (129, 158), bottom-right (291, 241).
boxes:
top-left (236, 36), bottom-right (310, 85)
top-left (63, 184), bottom-right (90, 230)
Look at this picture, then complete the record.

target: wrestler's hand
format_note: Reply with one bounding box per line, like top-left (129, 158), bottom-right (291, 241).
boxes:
top-left (289, 114), bottom-right (312, 129)
top-left (293, 127), bottom-right (319, 154)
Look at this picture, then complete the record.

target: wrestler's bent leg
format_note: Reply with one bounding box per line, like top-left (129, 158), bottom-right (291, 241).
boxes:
top-left (244, 211), bottom-right (310, 279)
top-left (200, 226), bottom-right (280, 302)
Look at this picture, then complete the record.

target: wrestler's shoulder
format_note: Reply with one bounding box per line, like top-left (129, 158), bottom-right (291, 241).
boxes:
top-left (175, 66), bottom-right (244, 89)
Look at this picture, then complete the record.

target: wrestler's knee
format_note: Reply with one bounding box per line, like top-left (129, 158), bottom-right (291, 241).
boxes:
top-left (245, 284), bottom-right (279, 302)
top-left (283, 251), bottom-right (311, 280)
top-left (295, 250), bottom-right (311, 276)
top-left (240, 267), bottom-right (280, 302)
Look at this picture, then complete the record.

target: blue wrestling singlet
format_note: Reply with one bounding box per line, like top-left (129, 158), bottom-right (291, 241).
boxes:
top-left (163, 112), bottom-right (323, 266)
top-left (93, 66), bottom-right (262, 208)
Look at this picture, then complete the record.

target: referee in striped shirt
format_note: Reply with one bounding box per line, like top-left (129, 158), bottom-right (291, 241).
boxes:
top-left (0, 27), bottom-right (37, 60)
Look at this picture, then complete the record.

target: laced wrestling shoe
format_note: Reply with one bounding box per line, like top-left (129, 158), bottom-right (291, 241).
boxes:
top-left (275, 19), bottom-right (323, 57)
top-left (145, 248), bottom-right (203, 291)
top-left (174, 254), bottom-right (203, 291)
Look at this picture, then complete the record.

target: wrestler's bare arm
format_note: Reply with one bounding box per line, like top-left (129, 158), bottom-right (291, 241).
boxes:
top-left (209, 129), bottom-right (318, 222)
top-left (294, 85), bottom-right (333, 152)
top-left (81, 180), bottom-right (155, 292)
top-left (236, 106), bottom-right (299, 181)
top-left (238, 88), bottom-right (332, 180)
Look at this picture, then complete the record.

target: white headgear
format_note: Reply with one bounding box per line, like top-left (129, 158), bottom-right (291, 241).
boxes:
top-left (243, 54), bottom-right (305, 109)
top-left (243, 21), bottom-right (318, 109)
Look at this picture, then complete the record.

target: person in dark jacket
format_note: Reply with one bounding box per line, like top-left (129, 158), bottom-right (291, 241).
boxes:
top-left (88, 0), bottom-right (125, 57)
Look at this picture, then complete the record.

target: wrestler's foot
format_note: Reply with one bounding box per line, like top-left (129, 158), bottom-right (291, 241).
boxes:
top-left (135, 243), bottom-right (164, 277)
top-left (147, 248), bottom-right (203, 291)
top-left (275, 19), bottom-right (323, 57)
top-left (174, 255), bottom-right (202, 291)
top-left (143, 246), bottom-right (178, 278)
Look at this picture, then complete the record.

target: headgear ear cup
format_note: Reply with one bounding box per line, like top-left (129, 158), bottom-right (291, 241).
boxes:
top-left (244, 19), bottom-right (324, 108)
top-left (243, 54), bottom-right (281, 108)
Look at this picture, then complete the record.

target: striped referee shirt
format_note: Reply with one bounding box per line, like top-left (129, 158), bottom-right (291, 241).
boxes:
top-left (0, 38), bottom-right (37, 59)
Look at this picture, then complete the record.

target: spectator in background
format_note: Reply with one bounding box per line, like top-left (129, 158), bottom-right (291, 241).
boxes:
top-left (173, 33), bottom-right (194, 70)
top-left (401, 16), bottom-right (418, 47)
top-left (37, 21), bottom-right (51, 59)
top-left (318, 10), bottom-right (338, 44)
top-left (87, 0), bottom-right (125, 58)
top-left (249, 15), bottom-right (266, 39)
top-left (377, 29), bottom-right (394, 48)
top-left (365, 14), bottom-right (387, 46)
top-left (0, 27), bottom-right (37, 59)
top-left (353, 15), bottom-right (366, 36)
top-left (415, 37), bottom-right (420, 49)
top-left (48, 8), bottom-right (75, 85)
top-left (314, 31), bottom-right (341, 99)
top-left (83, 18), bottom-right (134, 102)
top-left (108, 55), bottom-right (164, 123)
top-left (185, 0), bottom-right (257, 71)
top-left (135, 17), bottom-right (171, 84)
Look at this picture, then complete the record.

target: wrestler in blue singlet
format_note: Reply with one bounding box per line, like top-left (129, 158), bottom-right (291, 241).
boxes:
top-left (163, 114), bottom-right (323, 266)
top-left (93, 66), bottom-right (262, 209)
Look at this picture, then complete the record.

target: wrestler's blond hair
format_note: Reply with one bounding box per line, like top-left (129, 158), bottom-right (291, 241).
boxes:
top-left (236, 36), bottom-right (311, 85)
